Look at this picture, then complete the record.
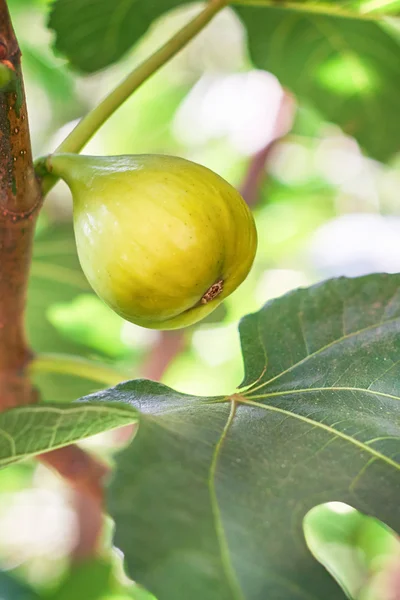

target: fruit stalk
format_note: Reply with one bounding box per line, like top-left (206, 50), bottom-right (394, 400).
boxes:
top-left (0, 0), bottom-right (42, 407)
top-left (39, 0), bottom-right (230, 195)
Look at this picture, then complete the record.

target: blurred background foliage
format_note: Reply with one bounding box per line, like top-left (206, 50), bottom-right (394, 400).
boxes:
top-left (0, 0), bottom-right (399, 598)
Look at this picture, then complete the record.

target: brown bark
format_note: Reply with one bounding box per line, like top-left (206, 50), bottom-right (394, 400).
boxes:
top-left (0, 0), bottom-right (42, 408)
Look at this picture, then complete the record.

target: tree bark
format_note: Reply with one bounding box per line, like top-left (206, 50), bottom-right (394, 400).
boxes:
top-left (0, 0), bottom-right (41, 408)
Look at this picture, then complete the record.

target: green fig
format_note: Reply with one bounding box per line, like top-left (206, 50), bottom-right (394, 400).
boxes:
top-left (47, 153), bottom-right (257, 330)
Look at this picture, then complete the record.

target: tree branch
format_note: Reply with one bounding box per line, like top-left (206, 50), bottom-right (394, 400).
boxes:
top-left (0, 0), bottom-right (42, 408)
top-left (142, 330), bottom-right (186, 382)
top-left (38, 445), bottom-right (109, 561)
top-left (239, 90), bottom-right (295, 207)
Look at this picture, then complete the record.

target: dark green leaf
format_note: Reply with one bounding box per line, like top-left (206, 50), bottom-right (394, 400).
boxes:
top-left (48, 0), bottom-right (193, 73)
top-left (235, 7), bottom-right (400, 161)
top-left (97, 274), bottom-right (400, 599)
top-left (47, 0), bottom-right (400, 73)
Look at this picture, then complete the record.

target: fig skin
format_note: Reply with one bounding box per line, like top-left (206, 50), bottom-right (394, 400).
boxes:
top-left (48, 153), bottom-right (257, 330)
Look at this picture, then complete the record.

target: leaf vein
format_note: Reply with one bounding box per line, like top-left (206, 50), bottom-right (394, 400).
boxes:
top-left (208, 400), bottom-right (244, 600)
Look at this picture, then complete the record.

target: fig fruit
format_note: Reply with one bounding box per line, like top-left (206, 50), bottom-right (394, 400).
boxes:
top-left (48, 153), bottom-right (257, 330)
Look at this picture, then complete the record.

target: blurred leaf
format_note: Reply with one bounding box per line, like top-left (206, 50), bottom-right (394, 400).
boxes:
top-left (0, 402), bottom-right (138, 468)
top-left (304, 503), bottom-right (400, 599)
top-left (236, 8), bottom-right (400, 161)
top-left (28, 225), bottom-right (129, 402)
top-left (30, 353), bottom-right (126, 403)
top-left (47, 295), bottom-right (129, 359)
top-left (0, 462), bottom-right (34, 493)
top-left (44, 551), bottom-right (156, 600)
top-left (47, 0), bottom-right (400, 73)
top-left (0, 570), bottom-right (40, 600)
top-left (21, 44), bottom-right (83, 118)
top-left (46, 557), bottom-right (115, 600)
top-left (235, 0), bottom-right (400, 17)
top-left (28, 224), bottom-right (142, 367)
top-left (127, 587), bottom-right (157, 600)
top-left (99, 77), bottom-right (189, 155)
top-left (95, 273), bottom-right (400, 599)
top-left (28, 224), bottom-right (92, 356)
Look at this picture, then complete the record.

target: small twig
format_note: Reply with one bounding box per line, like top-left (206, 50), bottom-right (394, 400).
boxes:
top-left (239, 143), bottom-right (276, 208)
top-left (38, 444), bottom-right (109, 561)
top-left (142, 331), bottom-right (186, 382)
top-left (70, 486), bottom-right (105, 561)
top-left (240, 90), bottom-right (295, 207)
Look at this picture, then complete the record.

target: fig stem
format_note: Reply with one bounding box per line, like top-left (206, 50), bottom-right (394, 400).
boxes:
top-left (38, 0), bottom-right (230, 195)
top-left (29, 353), bottom-right (127, 386)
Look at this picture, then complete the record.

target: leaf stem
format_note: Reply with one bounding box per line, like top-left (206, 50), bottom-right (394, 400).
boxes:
top-left (29, 353), bottom-right (127, 387)
top-left (39, 0), bottom-right (229, 194)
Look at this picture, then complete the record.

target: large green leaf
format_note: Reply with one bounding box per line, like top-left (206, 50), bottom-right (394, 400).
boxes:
top-left (1, 275), bottom-right (399, 597)
top-left (236, 7), bottom-right (400, 161)
top-left (100, 274), bottom-right (400, 599)
top-left (47, 0), bottom-right (400, 74)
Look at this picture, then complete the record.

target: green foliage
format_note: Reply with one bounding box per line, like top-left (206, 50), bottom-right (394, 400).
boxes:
top-left (304, 503), bottom-right (400, 599)
top-left (27, 224), bottom-right (91, 356)
top-left (236, 8), bottom-right (400, 161)
top-left (48, 0), bottom-right (193, 73)
top-left (46, 558), bottom-right (115, 600)
top-left (44, 556), bottom-right (154, 600)
top-left (88, 274), bottom-right (399, 600)
top-left (47, 0), bottom-right (400, 161)
top-left (236, 0), bottom-right (400, 16)
top-left (27, 224), bottom-right (129, 404)
top-left (2, 1), bottom-right (399, 598)
top-left (0, 402), bottom-right (137, 467)
top-left (0, 571), bottom-right (40, 600)
top-left (48, 0), bottom-right (400, 74)
top-left (47, 295), bottom-right (129, 359)
top-left (2, 275), bottom-right (399, 596)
